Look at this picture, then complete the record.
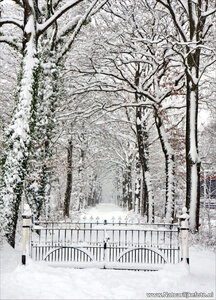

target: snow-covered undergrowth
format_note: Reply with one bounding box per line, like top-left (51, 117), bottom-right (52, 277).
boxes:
top-left (1, 203), bottom-right (215, 299)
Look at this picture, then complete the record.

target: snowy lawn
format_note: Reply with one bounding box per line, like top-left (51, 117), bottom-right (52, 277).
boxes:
top-left (1, 204), bottom-right (215, 299)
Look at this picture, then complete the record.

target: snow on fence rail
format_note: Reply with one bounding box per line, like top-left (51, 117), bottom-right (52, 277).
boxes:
top-left (22, 206), bottom-right (190, 271)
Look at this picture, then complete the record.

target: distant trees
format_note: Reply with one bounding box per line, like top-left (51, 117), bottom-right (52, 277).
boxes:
top-left (0, 0), bottom-right (215, 247)
top-left (69, 0), bottom-right (215, 228)
top-left (70, 0), bottom-right (186, 222)
top-left (157, 0), bottom-right (216, 231)
top-left (0, 0), bottom-right (108, 247)
top-left (200, 120), bottom-right (216, 172)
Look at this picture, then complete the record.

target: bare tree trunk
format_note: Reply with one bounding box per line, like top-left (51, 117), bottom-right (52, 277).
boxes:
top-left (134, 153), bottom-right (141, 214)
top-left (64, 140), bottom-right (73, 217)
top-left (134, 66), bottom-right (154, 221)
top-left (154, 107), bottom-right (175, 223)
top-left (136, 106), bottom-right (154, 222)
top-left (122, 165), bottom-right (133, 210)
top-left (127, 165), bottom-right (133, 211)
top-left (186, 73), bottom-right (201, 231)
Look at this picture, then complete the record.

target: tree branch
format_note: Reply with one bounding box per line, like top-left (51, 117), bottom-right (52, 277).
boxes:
top-left (202, 8), bottom-right (216, 18)
top-left (0, 18), bottom-right (24, 30)
top-left (0, 36), bottom-right (22, 52)
top-left (157, 0), bottom-right (187, 43)
top-left (57, 0), bottom-right (108, 61)
top-left (37, 0), bottom-right (84, 36)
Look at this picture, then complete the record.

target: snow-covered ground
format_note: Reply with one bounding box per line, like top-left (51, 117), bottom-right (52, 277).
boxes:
top-left (81, 203), bottom-right (129, 221)
top-left (1, 203), bottom-right (215, 300)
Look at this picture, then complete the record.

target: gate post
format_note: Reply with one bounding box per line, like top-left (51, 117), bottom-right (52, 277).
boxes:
top-left (22, 203), bottom-right (32, 265)
top-left (179, 207), bottom-right (190, 265)
top-left (103, 220), bottom-right (110, 268)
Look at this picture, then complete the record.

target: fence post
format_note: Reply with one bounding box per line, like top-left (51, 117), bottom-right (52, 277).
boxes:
top-left (22, 203), bottom-right (32, 265)
top-left (179, 207), bottom-right (190, 264)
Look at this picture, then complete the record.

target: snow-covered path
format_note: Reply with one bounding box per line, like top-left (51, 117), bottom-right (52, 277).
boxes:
top-left (1, 203), bottom-right (215, 300)
top-left (81, 203), bottom-right (129, 221)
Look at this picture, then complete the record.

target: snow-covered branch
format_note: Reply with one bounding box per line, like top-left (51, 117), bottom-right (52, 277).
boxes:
top-left (156, 0), bottom-right (187, 43)
top-left (0, 18), bottom-right (24, 30)
top-left (37, 0), bottom-right (84, 35)
top-left (202, 8), bottom-right (216, 18)
top-left (178, 0), bottom-right (189, 15)
top-left (56, 16), bottom-right (81, 41)
top-left (58, 0), bottom-right (108, 61)
top-left (0, 36), bottom-right (22, 52)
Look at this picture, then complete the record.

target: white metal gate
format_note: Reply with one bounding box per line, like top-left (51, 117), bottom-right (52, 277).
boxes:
top-left (29, 218), bottom-right (181, 271)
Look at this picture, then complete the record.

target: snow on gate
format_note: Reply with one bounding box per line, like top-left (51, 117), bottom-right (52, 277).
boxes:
top-left (23, 215), bottom-right (185, 271)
